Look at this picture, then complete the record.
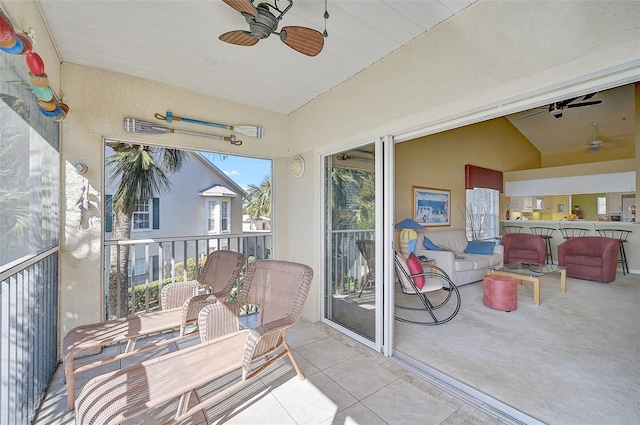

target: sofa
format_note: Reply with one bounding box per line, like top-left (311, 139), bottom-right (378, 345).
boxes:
top-left (502, 233), bottom-right (546, 265)
top-left (413, 230), bottom-right (503, 286)
top-left (557, 236), bottom-right (619, 283)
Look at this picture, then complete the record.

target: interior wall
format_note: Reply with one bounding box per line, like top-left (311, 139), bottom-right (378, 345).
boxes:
top-left (394, 118), bottom-right (540, 231)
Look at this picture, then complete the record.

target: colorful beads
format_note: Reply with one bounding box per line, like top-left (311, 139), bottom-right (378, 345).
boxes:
top-left (0, 9), bottom-right (69, 120)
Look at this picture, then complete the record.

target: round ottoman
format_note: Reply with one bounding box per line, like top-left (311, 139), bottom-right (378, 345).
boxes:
top-left (483, 275), bottom-right (517, 312)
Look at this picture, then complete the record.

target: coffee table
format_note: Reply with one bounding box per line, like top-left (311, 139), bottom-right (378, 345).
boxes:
top-left (487, 262), bottom-right (566, 305)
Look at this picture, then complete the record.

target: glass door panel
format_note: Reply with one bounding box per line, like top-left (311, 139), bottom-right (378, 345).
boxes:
top-left (323, 144), bottom-right (378, 342)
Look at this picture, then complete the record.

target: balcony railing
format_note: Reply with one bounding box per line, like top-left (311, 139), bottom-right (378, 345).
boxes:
top-left (0, 248), bottom-right (59, 425)
top-left (327, 229), bottom-right (374, 295)
top-left (104, 232), bottom-right (272, 318)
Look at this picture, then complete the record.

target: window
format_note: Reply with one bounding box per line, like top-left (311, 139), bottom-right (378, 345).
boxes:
top-left (221, 201), bottom-right (229, 232)
top-left (465, 188), bottom-right (499, 241)
top-left (207, 201), bottom-right (217, 232)
top-left (597, 196), bottom-right (607, 215)
top-left (132, 200), bottom-right (151, 230)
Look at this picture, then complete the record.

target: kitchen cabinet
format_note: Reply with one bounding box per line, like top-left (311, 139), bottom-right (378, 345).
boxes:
top-left (607, 192), bottom-right (623, 212)
top-left (521, 196), bottom-right (533, 212)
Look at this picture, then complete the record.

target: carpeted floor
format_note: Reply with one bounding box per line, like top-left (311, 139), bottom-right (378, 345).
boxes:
top-left (394, 272), bottom-right (640, 425)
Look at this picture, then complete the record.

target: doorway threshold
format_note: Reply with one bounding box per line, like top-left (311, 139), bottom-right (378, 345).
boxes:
top-left (392, 350), bottom-right (544, 425)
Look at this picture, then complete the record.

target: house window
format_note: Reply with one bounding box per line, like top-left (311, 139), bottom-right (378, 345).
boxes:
top-left (221, 201), bottom-right (229, 232)
top-left (465, 188), bottom-right (499, 241)
top-left (133, 200), bottom-right (151, 230)
top-left (597, 196), bottom-right (607, 215)
top-left (208, 201), bottom-right (217, 232)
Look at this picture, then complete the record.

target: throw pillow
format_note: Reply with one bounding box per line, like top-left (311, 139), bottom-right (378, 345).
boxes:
top-left (423, 236), bottom-right (442, 251)
top-left (405, 253), bottom-right (425, 289)
top-left (464, 240), bottom-right (496, 255)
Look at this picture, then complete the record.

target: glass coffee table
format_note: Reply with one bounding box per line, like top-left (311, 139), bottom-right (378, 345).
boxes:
top-left (487, 262), bottom-right (566, 305)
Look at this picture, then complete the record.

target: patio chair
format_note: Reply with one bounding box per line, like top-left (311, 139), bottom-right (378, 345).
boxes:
top-left (63, 250), bottom-right (245, 410)
top-left (74, 260), bottom-right (314, 425)
top-left (394, 252), bottom-right (461, 325)
top-left (356, 239), bottom-right (375, 297)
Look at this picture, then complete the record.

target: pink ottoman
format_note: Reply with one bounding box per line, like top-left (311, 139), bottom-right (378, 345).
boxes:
top-left (483, 275), bottom-right (517, 312)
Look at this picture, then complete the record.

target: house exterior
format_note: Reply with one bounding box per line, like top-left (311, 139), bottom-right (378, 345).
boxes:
top-left (104, 150), bottom-right (246, 283)
top-left (2, 1), bottom-right (640, 423)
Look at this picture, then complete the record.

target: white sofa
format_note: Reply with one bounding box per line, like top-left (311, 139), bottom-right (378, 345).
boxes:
top-left (413, 230), bottom-right (503, 286)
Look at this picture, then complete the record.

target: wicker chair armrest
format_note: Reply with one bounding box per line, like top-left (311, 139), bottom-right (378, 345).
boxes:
top-left (198, 300), bottom-right (244, 342)
top-left (161, 280), bottom-right (205, 310)
top-left (241, 315), bottom-right (297, 373)
top-left (179, 294), bottom-right (218, 336)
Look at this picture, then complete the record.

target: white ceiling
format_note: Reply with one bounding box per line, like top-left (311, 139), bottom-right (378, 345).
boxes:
top-left (38, 0), bottom-right (476, 114)
top-left (35, 0), bottom-right (636, 153)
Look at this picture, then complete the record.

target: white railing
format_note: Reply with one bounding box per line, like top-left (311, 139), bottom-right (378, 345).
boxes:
top-left (104, 232), bottom-right (272, 318)
top-left (327, 229), bottom-right (374, 295)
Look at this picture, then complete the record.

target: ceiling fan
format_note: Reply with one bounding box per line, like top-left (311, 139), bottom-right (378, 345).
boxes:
top-left (219, 0), bottom-right (324, 57)
top-left (519, 93), bottom-right (603, 120)
top-left (585, 122), bottom-right (625, 153)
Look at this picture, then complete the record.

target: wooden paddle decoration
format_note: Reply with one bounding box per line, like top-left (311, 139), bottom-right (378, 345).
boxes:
top-left (124, 118), bottom-right (242, 145)
top-left (154, 112), bottom-right (264, 139)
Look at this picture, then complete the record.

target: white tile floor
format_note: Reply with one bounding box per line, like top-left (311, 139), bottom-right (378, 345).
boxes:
top-left (34, 319), bottom-right (505, 425)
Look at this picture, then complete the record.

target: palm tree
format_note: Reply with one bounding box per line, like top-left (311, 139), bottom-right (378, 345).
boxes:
top-left (243, 175), bottom-right (271, 219)
top-left (105, 142), bottom-right (187, 319)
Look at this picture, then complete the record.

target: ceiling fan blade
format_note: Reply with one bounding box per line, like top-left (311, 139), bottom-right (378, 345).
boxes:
top-left (222, 0), bottom-right (257, 16)
top-left (582, 92), bottom-right (597, 100)
top-left (280, 26), bottom-right (324, 56)
top-left (557, 97), bottom-right (578, 107)
top-left (518, 110), bottom-right (545, 120)
top-left (566, 100), bottom-right (603, 108)
top-left (219, 30), bottom-right (259, 46)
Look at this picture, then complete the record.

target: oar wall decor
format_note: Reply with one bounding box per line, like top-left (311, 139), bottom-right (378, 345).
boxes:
top-left (155, 112), bottom-right (264, 139)
top-left (124, 118), bottom-right (242, 145)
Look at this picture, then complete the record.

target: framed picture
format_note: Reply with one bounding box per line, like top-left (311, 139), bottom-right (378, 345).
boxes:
top-left (412, 186), bottom-right (451, 227)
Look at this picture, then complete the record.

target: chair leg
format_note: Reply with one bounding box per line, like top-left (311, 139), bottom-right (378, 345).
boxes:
top-left (358, 277), bottom-right (374, 298)
top-left (619, 242), bottom-right (628, 275)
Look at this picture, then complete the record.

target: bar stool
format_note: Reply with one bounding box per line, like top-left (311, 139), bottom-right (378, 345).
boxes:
top-left (530, 227), bottom-right (556, 264)
top-left (596, 229), bottom-right (632, 275)
top-left (501, 225), bottom-right (523, 234)
top-left (559, 227), bottom-right (589, 239)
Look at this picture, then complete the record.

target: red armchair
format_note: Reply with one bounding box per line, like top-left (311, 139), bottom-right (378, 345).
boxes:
top-left (558, 237), bottom-right (619, 283)
top-left (501, 233), bottom-right (546, 265)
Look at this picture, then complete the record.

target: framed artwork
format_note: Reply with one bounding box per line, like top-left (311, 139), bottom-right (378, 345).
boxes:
top-left (412, 186), bottom-right (451, 227)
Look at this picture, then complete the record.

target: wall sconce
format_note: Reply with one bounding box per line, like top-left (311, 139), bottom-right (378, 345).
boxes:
top-left (289, 156), bottom-right (305, 177)
top-left (74, 162), bottom-right (88, 174)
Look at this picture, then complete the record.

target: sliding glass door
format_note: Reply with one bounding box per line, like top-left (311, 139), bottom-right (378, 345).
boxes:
top-left (322, 140), bottom-right (384, 348)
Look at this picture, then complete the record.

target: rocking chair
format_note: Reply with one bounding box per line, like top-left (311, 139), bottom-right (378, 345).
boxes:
top-left (356, 239), bottom-right (375, 297)
top-left (394, 252), bottom-right (461, 325)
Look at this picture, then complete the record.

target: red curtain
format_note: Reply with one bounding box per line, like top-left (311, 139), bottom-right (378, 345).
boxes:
top-left (465, 164), bottom-right (503, 192)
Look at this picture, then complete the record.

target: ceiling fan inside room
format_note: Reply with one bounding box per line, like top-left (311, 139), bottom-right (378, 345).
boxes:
top-left (219, 0), bottom-right (325, 56)
top-left (585, 122), bottom-right (625, 153)
top-left (519, 93), bottom-right (603, 120)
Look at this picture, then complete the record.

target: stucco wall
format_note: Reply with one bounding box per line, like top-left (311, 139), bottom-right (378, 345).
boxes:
top-left (58, 64), bottom-right (288, 335)
top-left (286, 0), bottom-right (640, 320)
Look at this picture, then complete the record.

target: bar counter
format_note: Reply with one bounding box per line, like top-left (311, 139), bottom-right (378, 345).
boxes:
top-left (500, 220), bottom-right (639, 274)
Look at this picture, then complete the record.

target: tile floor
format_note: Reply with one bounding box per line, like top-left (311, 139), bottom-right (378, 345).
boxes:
top-left (35, 319), bottom-right (505, 425)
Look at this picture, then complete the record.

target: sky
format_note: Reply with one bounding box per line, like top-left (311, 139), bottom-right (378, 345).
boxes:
top-left (200, 152), bottom-right (271, 192)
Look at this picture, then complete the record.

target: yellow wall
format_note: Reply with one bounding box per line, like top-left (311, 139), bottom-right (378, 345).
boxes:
top-left (395, 118), bottom-right (540, 231)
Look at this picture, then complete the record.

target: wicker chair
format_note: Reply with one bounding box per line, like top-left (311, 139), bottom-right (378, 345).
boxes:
top-left (75, 260), bottom-right (314, 425)
top-left (356, 239), bottom-right (375, 297)
top-left (63, 250), bottom-right (245, 409)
